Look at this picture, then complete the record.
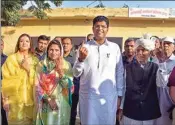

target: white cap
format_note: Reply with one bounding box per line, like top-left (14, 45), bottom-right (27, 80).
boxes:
top-left (162, 36), bottom-right (175, 44)
top-left (135, 38), bottom-right (155, 51)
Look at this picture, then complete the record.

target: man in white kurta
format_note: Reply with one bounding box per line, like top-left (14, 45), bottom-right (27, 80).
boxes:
top-left (155, 37), bottom-right (175, 125)
top-left (73, 16), bottom-right (124, 125)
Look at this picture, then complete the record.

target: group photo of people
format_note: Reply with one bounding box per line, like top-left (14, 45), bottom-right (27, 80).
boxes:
top-left (1, 15), bottom-right (175, 125)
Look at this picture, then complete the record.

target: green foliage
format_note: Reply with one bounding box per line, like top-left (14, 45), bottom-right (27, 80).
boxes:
top-left (122, 4), bottom-right (129, 8)
top-left (1, 0), bottom-right (22, 26)
top-left (1, 0), bottom-right (63, 26)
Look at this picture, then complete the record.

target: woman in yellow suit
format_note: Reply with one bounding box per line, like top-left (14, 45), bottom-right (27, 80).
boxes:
top-left (2, 34), bottom-right (39, 125)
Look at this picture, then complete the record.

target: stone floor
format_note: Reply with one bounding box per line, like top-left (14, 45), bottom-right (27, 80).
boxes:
top-left (75, 103), bottom-right (81, 125)
top-left (75, 117), bottom-right (81, 125)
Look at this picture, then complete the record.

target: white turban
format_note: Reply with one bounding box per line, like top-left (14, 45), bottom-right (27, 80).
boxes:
top-left (142, 33), bottom-right (152, 40)
top-left (135, 38), bottom-right (155, 51)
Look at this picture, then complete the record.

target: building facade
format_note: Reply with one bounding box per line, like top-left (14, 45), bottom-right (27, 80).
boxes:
top-left (2, 8), bottom-right (175, 55)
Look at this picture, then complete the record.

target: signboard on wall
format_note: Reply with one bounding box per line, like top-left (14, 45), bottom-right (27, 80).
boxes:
top-left (129, 8), bottom-right (169, 18)
top-left (169, 8), bottom-right (175, 17)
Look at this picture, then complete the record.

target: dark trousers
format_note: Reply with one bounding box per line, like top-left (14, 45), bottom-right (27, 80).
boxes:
top-left (116, 119), bottom-right (120, 125)
top-left (70, 94), bottom-right (79, 125)
top-left (1, 107), bottom-right (8, 125)
top-left (116, 112), bottom-right (120, 125)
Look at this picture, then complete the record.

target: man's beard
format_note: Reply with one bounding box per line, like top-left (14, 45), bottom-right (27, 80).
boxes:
top-left (127, 52), bottom-right (135, 57)
top-left (38, 48), bottom-right (45, 53)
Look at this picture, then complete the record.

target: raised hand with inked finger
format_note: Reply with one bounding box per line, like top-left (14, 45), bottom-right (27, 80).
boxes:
top-left (21, 55), bottom-right (30, 73)
top-left (78, 40), bottom-right (88, 62)
top-left (55, 56), bottom-right (64, 79)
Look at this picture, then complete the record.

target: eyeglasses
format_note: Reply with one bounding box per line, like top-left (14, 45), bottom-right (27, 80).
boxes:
top-left (94, 25), bottom-right (108, 29)
top-left (163, 42), bottom-right (173, 46)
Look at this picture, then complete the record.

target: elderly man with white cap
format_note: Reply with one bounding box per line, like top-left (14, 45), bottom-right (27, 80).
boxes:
top-left (155, 36), bottom-right (175, 125)
top-left (120, 38), bottom-right (161, 125)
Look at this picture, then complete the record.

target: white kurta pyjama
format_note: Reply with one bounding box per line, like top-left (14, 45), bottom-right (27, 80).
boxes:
top-left (73, 39), bottom-right (124, 125)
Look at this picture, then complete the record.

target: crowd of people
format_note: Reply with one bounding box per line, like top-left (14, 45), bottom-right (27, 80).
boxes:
top-left (1, 15), bottom-right (175, 125)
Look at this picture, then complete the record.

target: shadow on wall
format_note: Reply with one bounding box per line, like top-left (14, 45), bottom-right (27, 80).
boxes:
top-left (3, 30), bottom-right (16, 35)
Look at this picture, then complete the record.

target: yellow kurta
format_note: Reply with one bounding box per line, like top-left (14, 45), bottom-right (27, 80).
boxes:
top-left (2, 52), bottom-right (39, 125)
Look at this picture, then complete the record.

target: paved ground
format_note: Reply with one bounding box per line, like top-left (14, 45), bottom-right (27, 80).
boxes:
top-left (75, 103), bottom-right (81, 125)
top-left (75, 117), bottom-right (81, 125)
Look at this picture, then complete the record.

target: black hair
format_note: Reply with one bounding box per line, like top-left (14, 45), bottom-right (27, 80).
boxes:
top-left (87, 34), bottom-right (94, 41)
top-left (61, 37), bottom-right (72, 44)
top-left (38, 35), bottom-right (50, 42)
top-left (93, 16), bottom-right (109, 28)
top-left (47, 39), bottom-right (62, 57)
top-left (87, 34), bottom-right (93, 38)
top-left (151, 36), bottom-right (161, 42)
top-left (124, 38), bottom-right (135, 45)
top-left (15, 33), bottom-right (33, 53)
top-left (54, 36), bottom-right (61, 40)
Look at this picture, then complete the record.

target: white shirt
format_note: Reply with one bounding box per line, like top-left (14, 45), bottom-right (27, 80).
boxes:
top-left (73, 39), bottom-right (124, 97)
top-left (156, 54), bottom-right (175, 87)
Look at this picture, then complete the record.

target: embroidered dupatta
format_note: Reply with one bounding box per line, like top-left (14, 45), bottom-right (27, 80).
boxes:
top-left (35, 58), bottom-right (73, 107)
